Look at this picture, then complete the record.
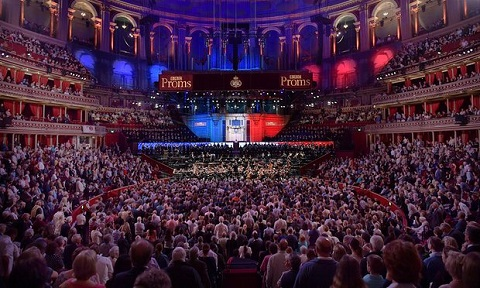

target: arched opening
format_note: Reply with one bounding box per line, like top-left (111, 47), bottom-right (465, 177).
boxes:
top-left (71, 0), bottom-right (97, 46)
top-left (372, 0), bottom-right (399, 44)
top-left (113, 15), bottom-right (136, 55)
top-left (334, 14), bottom-right (357, 54)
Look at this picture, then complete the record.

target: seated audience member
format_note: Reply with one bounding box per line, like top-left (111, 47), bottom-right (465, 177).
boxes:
top-left (383, 240), bottom-right (423, 288)
top-left (462, 222), bottom-right (480, 254)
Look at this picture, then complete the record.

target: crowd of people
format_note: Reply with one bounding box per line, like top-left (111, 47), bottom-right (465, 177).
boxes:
top-left (89, 110), bottom-right (174, 128)
top-left (0, 27), bottom-right (86, 74)
top-left (381, 22), bottom-right (480, 73)
top-left (297, 106), bottom-right (381, 125)
top-left (0, 134), bottom-right (478, 288)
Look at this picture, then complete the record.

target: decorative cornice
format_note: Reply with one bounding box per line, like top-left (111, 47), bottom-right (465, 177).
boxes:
top-left (6, 120), bottom-right (106, 136)
top-left (373, 76), bottom-right (480, 106)
top-left (364, 116), bottom-right (480, 134)
top-left (0, 81), bottom-right (99, 107)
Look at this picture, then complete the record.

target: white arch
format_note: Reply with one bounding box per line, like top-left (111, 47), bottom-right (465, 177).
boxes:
top-left (372, 0), bottom-right (398, 19)
top-left (189, 27), bottom-right (210, 37)
top-left (152, 23), bottom-right (173, 34)
top-left (112, 13), bottom-right (138, 28)
top-left (333, 12), bottom-right (358, 28)
top-left (261, 27), bottom-right (282, 36)
top-left (71, 0), bottom-right (98, 18)
top-left (297, 22), bottom-right (317, 34)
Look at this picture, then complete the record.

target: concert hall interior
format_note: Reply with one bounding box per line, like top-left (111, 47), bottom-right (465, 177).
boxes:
top-left (0, 1), bottom-right (480, 288)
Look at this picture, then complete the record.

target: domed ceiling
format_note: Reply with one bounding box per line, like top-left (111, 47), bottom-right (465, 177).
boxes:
top-left (127, 0), bottom-right (343, 20)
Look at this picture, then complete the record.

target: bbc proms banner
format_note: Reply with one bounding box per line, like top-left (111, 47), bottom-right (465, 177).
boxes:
top-left (158, 71), bottom-right (314, 91)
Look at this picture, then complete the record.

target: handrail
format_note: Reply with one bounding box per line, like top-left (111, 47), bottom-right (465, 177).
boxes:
top-left (372, 76), bottom-right (480, 105)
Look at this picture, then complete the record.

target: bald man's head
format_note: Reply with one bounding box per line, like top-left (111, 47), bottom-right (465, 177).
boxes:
top-left (315, 236), bottom-right (333, 257)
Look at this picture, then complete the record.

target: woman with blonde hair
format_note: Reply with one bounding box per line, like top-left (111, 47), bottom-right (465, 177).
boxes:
top-left (462, 252), bottom-right (480, 288)
top-left (61, 249), bottom-right (104, 288)
top-left (439, 251), bottom-right (464, 288)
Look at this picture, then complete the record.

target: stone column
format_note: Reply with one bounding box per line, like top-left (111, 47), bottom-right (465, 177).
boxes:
top-left (133, 28), bottom-right (140, 57)
top-left (150, 31), bottom-right (155, 56)
top-left (171, 35), bottom-right (178, 70)
top-left (67, 8), bottom-right (75, 41)
top-left (412, 6), bottom-right (419, 36)
top-left (177, 25), bottom-right (186, 70)
top-left (100, 5), bottom-right (111, 52)
top-left (93, 17), bottom-right (102, 50)
top-left (49, 3), bottom-right (58, 38)
top-left (396, 10), bottom-right (402, 40)
top-left (354, 21), bottom-right (360, 51)
top-left (185, 36), bottom-right (192, 70)
top-left (330, 29), bottom-right (336, 56)
top-left (400, 0), bottom-right (412, 40)
top-left (369, 20), bottom-right (376, 48)
top-left (19, 0), bottom-right (25, 26)
top-left (109, 22), bottom-right (116, 51)
top-left (358, 4), bottom-right (369, 52)
top-left (57, 0), bottom-right (69, 41)
top-left (284, 23), bottom-right (294, 69)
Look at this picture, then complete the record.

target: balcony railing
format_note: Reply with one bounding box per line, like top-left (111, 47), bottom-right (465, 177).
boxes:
top-left (5, 120), bottom-right (106, 135)
top-left (372, 76), bottom-right (480, 105)
top-left (364, 116), bottom-right (480, 133)
top-left (0, 81), bottom-right (99, 107)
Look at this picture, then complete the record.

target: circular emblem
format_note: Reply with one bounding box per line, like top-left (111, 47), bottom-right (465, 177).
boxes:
top-left (230, 76), bottom-right (242, 88)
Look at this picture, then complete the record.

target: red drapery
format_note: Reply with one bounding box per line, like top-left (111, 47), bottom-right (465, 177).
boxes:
top-left (405, 78), bottom-right (412, 87)
top-left (460, 65), bottom-right (467, 76)
top-left (75, 83), bottom-right (82, 92)
top-left (32, 74), bottom-right (39, 83)
top-left (3, 101), bottom-right (14, 112)
top-left (62, 81), bottom-right (70, 92)
top-left (0, 65), bottom-right (7, 78)
top-left (40, 76), bottom-right (48, 85)
top-left (53, 107), bottom-right (63, 117)
top-left (436, 71), bottom-right (443, 82)
top-left (53, 79), bottom-right (60, 89)
top-left (448, 67), bottom-right (455, 79)
top-left (430, 102), bottom-right (440, 114)
top-left (15, 70), bottom-right (25, 84)
top-left (476, 61), bottom-right (480, 73)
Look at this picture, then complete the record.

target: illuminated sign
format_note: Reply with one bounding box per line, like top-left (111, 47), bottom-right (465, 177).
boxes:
top-left (193, 122), bottom-right (207, 127)
top-left (280, 73), bottom-right (312, 89)
top-left (158, 74), bottom-right (192, 91)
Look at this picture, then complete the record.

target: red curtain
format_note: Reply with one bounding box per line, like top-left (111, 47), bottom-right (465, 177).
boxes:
top-left (405, 78), bottom-right (412, 87)
top-left (436, 71), bottom-right (443, 82)
top-left (32, 74), bottom-right (39, 83)
top-left (473, 96), bottom-right (480, 108)
top-left (15, 70), bottom-right (25, 84)
top-left (62, 81), bottom-right (70, 92)
top-left (53, 107), bottom-right (63, 117)
top-left (0, 65), bottom-right (6, 78)
top-left (54, 79), bottom-right (60, 89)
top-left (460, 65), bottom-right (467, 76)
top-left (3, 101), bottom-right (14, 112)
top-left (455, 98), bottom-right (463, 111)
top-left (75, 83), bottom-right (82, 92)
top-left (40, 76), bottom-right (48, 85)
top-left (476, 61), bottom-right (480, 73)
top-left (430, 102), bottom-right (440, 114)
top-left (448, 67), bottom-right (455, 79)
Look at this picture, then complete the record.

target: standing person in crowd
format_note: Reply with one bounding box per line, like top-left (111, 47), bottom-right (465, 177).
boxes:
top-left (277, 253), bottom-right (301, 288)
top-left (293, 236), bottom-right (337, 288)
top-left (422, 237), bottom-right (444, 288)
top-left (109, 239), bottom-right (154, 288)
top-left (133, 269), bottom-right (172, 288)
top-left (363, 255), bottom-right (386, 288)
top-left (462, 222), bottom-right (480, 254)
top-left (165, 247), bottom-right (204, 288)
top-left (266, 239), bottom-right (289, 288)
top-left (331, 255), bottom-right (366, 288)
top-left (65, 249), bottom-right (105, 288)
top-left (438, 250), bottom-right (464, 288)
top-left (383, 240), bottom-right (422, 288)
